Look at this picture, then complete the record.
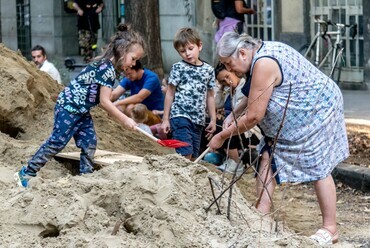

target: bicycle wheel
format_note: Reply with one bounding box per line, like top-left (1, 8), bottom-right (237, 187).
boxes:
top-left (330, 47), bottom-right (344, 85)
top-left (298, 44), bottom-right (315, 65)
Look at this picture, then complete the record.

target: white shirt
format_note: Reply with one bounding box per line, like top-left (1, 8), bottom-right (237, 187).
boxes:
top-left (40, 60), bottom-right (62, 84)
top-left (137, 123), bottom-right (153, 135)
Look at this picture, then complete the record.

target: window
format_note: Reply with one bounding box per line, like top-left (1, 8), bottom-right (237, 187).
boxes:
top-left (16, 0), bottom-right (31, 59)
top-left (245, 0), bottom-right (274, 41)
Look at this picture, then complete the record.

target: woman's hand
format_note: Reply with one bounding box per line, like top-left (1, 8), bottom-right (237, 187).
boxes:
top-left (208, 133), bottom-right (226, 151)
top-left (77, 9), bottom-right (84, 16)
top-left (223, 114), bottom-right (234, 129)
top-left (152, 110), bottom-right (163, 116)
top-left (96, 6), bottom-right (103, 13)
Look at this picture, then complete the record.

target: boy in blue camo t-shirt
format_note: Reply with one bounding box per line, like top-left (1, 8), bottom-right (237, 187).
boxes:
top-left (161, 28), bottom-right (216, 160)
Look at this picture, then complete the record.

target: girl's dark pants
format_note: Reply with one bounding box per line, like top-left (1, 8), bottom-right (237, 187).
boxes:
top-left (25, 104), bottom-right (97, 176)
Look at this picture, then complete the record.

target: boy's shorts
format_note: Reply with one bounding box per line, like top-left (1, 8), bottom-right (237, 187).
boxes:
top-left (170, 117), bottom-right (203, 158)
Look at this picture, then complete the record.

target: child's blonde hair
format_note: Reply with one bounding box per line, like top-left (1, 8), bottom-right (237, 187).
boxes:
top-left (131, 104), bottom-right (149, 123)
top-left (173, 27), bottom-right (202, 51)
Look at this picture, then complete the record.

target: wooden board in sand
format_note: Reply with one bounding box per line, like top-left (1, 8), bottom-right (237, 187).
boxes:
top-left (55, 150), bottom-right (143, 166)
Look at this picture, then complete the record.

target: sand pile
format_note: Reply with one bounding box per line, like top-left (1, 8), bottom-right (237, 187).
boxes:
top-left (0, 43), bottom-right (61, 141)
top-left (0, 44), bottom-right (315, 247)
top-left (0, 155), bottom-right (316, 247)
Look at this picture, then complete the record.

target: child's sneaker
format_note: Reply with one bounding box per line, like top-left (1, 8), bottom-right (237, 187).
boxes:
top-left (216, 163), bottom-right (227, 172)
top-left (219, 159), bottom-right (245, 176)
top-left (14, 166), bottom-right (31, 188)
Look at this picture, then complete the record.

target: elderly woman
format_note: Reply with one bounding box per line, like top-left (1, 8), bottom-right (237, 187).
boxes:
top-left (208, 32), bottom-right (349, 245)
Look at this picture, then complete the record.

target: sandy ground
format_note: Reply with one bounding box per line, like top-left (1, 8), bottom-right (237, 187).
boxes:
top-left (0, 44), bottom-right (369, 247)
top-left (236, 170), bottom-right (370, 247)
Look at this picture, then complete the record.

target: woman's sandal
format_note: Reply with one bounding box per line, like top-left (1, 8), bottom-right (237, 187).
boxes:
top-left (310, 228), bottom-right (339, 245)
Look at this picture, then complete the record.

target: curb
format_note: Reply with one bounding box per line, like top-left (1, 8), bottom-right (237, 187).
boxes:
top-left (340, 82), bottom-right (368, 91)
top-left (333, 163), bottom-right (370, 192)
top-left (345, 118), bottom-right (370, 126)
top-left (335, 119), bottom-right (370, 192)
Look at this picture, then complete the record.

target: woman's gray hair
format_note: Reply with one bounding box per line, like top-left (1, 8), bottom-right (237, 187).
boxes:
top-left (216, 32), bottom-right (261, 58)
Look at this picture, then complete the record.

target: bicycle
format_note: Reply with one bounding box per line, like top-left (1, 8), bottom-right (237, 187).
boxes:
top-left (299, 18), bottom-right (357, 84)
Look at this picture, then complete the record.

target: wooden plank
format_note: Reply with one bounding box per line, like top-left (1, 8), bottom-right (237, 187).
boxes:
top-left (55, 150), bottom-right (143, 166)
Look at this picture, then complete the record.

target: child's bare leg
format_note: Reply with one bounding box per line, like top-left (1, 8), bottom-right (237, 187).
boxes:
top-left (255, 151), bottom-right (276, 214)
top-left (227, 148), bottom-right (240, 162)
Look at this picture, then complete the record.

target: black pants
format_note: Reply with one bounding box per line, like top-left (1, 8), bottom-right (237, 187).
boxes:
top-left (200, 118), bottom-right (260, 162)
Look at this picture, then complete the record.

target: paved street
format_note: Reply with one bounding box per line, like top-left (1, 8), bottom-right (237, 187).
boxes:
top-left (342, 88), bottom-right (370, 121)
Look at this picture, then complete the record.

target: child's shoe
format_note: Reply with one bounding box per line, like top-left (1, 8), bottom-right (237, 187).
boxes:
top-left (79, 165), bottom-right (94, 175)
top-left (14, 166), bottom-right (31, 188)
top-left (218, 159), bottom-right (245, 176)
top-left (216, 163), bottom-right (227, 172)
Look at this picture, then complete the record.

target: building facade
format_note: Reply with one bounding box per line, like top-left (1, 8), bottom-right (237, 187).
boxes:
top-left (0, 0), bottom-right (368, 85)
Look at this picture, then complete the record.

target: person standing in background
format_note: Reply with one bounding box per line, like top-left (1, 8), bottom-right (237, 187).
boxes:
top-left (31, 45), bottom-right (62, 84)
top-left (214, 0), bottom-right (256, 43)
top-left (73, 0), bottom-right (104, 62)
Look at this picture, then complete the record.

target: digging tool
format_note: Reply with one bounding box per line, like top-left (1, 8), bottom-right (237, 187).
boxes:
top-left (135, 127), bottom-right (190, 149)
top-left (194, 147), bottom-right (210, 163)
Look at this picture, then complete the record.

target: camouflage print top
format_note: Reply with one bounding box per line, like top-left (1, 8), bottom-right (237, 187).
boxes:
top-left (168, 60), bottom-right (215, 126)
top-left (57, 59), bottom-right (116, 114)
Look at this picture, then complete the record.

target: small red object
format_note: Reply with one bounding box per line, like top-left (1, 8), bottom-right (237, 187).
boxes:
top-left (136, 127), bottom-right (190, 149)
top-left (157, 139), bottom-right (190, 148)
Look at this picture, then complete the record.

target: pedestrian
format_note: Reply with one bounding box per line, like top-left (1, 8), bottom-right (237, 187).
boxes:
top-left (161, 27), bottom-right (217, 160)
top-left (207, 32), bottom-right (349, 245)
top-left (73, 0), bottom-right (104, 62)
top-left (14, 23), bottom-right (145, 188)
top-left (110, 60), bottom-right (164, 126)
top-left (31, 45), bottom-right (62, 84)
top-left (214, 0), bottom-right (256, 43)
